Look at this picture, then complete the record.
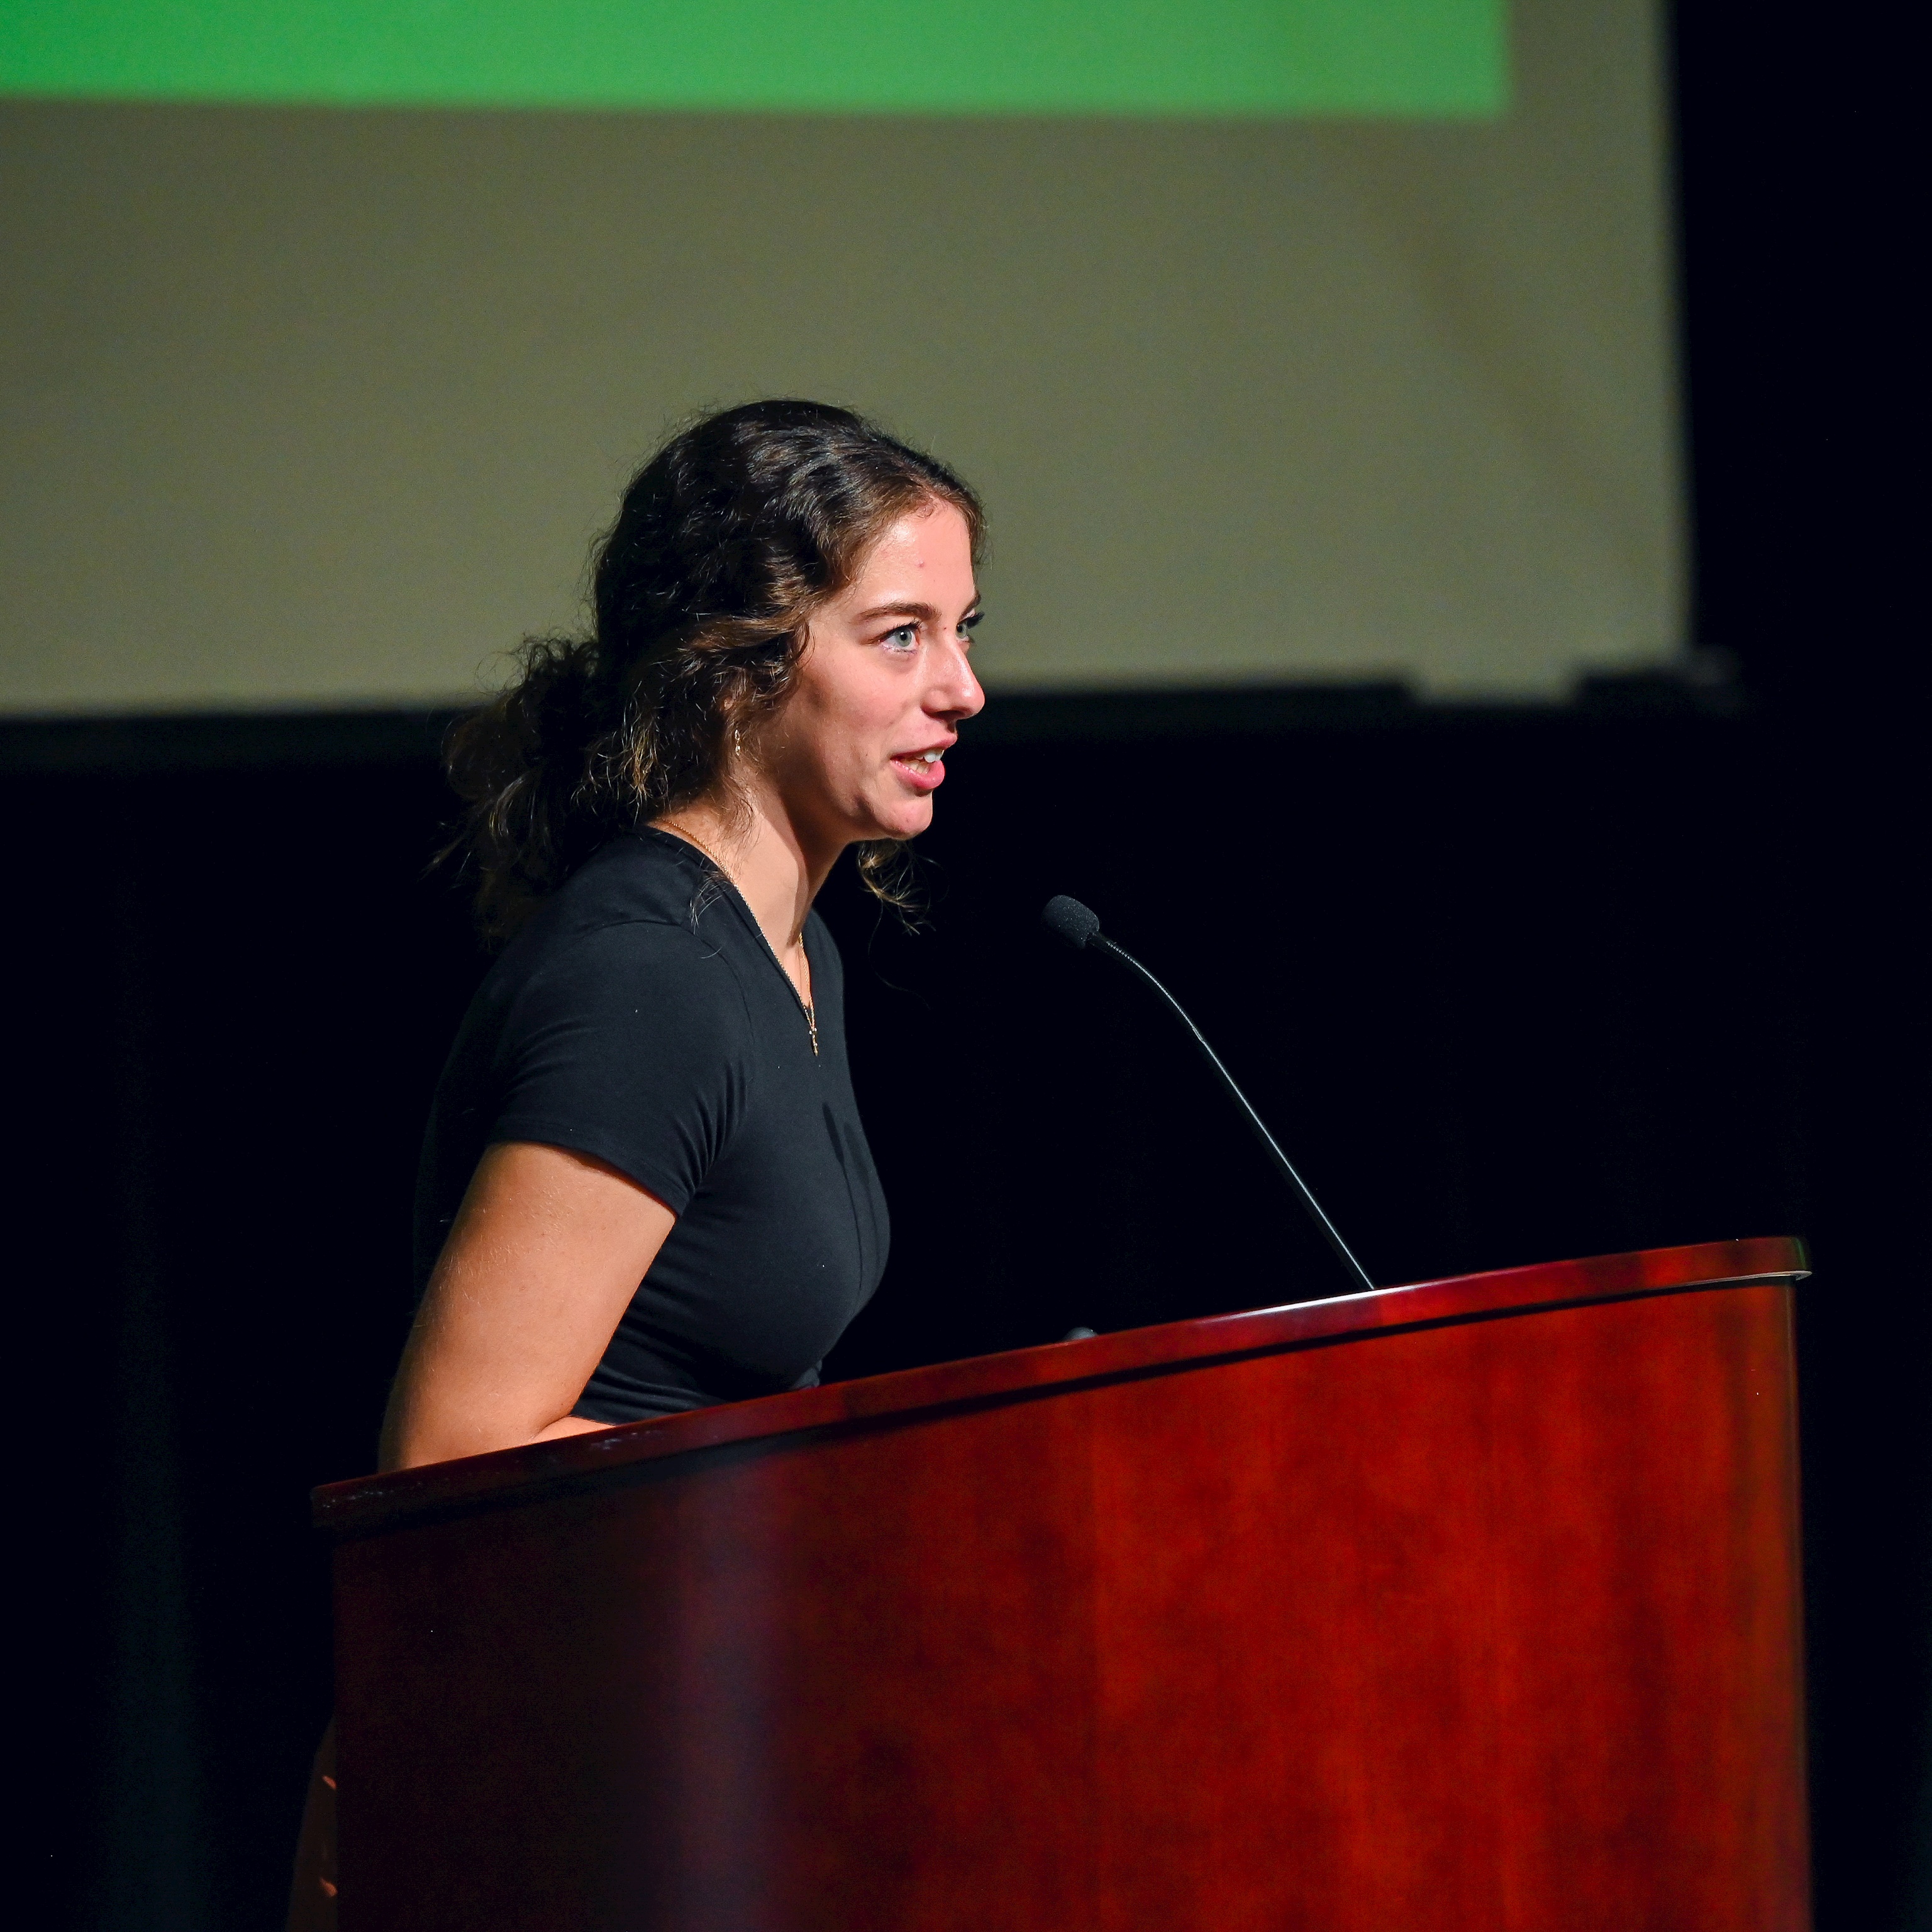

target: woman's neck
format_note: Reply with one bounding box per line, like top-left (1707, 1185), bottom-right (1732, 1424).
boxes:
top-left (654, 784), bottom-right (835, 973)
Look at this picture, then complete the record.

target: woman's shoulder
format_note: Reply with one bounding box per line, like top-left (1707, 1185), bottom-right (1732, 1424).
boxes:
top-left (491, 833), bottom-right (737, 968)
top-left (481, 835), bottom-right (755, 1025)
top-left (536, 830), bottom-right (724, 936)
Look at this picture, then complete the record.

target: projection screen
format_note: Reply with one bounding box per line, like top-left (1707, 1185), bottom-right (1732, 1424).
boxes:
top-left (0, 0), bottom-right (1682, 711)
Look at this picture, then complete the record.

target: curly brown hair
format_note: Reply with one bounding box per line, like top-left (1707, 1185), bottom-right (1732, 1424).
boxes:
top-left (443, 401), bottom-right (985, 942)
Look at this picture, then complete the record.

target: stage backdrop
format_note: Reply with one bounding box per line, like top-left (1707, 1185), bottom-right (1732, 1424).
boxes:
top-left (1, 0), bottom-right (1679, 709)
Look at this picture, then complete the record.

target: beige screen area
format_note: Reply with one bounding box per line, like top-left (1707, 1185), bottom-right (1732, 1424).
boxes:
top-left (0, 0), bottom-right (1680, 713)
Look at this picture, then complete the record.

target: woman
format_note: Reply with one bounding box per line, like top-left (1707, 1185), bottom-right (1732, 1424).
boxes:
top-left (289, 399), bottom-right (985, 1925)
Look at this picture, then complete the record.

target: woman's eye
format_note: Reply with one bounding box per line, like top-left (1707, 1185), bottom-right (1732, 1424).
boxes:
top-left (883, 624), bottom-right (919, 652)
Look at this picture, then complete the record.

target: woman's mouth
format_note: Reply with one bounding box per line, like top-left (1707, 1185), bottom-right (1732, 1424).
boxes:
top-left (889, 747), bottom-right (948, 793)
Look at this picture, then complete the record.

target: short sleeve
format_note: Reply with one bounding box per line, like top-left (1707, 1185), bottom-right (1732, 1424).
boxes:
top-left (486, 919), bottom-right (752, 1214)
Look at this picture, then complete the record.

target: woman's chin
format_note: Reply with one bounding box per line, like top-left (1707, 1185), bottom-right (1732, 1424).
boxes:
top-left (867, 797), bottom-right (935, 843)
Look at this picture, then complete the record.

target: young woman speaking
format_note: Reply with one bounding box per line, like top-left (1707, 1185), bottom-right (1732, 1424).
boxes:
top-left (290, 399), bottom-right (985, 1926)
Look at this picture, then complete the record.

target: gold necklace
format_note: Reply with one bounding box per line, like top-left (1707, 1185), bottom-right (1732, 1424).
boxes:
top-left (659, 819), bottom-right (817, 1055)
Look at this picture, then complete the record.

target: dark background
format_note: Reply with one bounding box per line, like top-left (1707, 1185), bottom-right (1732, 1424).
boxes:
top-left (14, 2), bottom-right (1925, 1924)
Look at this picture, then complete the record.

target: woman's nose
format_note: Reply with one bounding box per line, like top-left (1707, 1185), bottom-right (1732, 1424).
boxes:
top-left (931, 639), bottom-right (985, 719)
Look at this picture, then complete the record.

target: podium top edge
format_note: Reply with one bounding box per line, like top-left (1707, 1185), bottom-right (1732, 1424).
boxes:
top-left (313, 1236), bottom-right (1809, 1538)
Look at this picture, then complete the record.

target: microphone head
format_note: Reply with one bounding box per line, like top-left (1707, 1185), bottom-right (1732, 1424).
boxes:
top-left (1041, 895), bottom-right (1103, 950)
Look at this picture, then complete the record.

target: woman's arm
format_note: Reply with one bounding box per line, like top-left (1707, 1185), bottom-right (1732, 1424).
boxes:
top-left (379, 1140), bottom-right (676, 1470)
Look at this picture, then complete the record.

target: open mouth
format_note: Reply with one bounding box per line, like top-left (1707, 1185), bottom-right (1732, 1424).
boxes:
top-left (890, 746), bottom-right (949, 791)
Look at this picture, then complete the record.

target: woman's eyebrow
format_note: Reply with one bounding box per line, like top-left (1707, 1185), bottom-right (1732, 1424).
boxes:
top-left (852, 599), bottom-right (940, 625)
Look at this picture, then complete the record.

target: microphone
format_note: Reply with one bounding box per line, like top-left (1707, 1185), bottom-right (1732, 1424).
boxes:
top-left (1040, 895), bottom-right (1375, 1295)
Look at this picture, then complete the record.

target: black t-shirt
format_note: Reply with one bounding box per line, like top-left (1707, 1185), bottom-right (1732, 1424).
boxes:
top-left (413, 828), bottom-right (889, 1420)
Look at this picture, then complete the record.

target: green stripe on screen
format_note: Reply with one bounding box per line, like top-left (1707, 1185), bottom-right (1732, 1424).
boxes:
top-left (0, 1), bottom-right (1506, 117)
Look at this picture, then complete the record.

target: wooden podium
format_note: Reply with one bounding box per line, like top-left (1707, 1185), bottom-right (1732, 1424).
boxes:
top-left (316, 1238), bottom-right (1813, 1931)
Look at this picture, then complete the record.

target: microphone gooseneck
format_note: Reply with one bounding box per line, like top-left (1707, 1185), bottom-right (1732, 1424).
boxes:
top-left (1040, 895), bottom-right (1375, 1296)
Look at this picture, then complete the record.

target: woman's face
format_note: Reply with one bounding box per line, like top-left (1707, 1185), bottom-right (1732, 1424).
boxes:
top-left (758, 499), bottom-right (985, 850)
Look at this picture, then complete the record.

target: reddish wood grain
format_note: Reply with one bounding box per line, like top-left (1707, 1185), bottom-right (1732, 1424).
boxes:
top-left (327, 1241), bottom-right (1811, 1931)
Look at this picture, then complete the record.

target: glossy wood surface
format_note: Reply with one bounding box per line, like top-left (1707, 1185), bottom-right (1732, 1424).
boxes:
top-left (325, 1240), bottom-right (1812, 1931)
